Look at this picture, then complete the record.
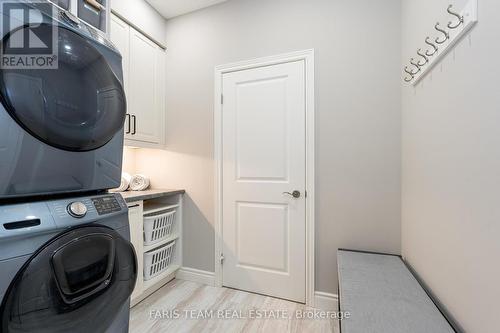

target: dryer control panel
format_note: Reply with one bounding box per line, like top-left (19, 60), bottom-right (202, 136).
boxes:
top-left (1, 193), bottom-right (129, 242)
top-left (92, 196), bottom-right (122, 215)
top-left (46, 193), bottom-right (128, 228)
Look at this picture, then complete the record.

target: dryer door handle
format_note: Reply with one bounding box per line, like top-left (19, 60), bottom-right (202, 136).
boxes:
top-left (85, 0), bottom-right (104, 11)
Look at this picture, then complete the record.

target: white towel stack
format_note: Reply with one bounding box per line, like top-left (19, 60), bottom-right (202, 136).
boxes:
top-left (110, 172), bottom-right (132, 192)
top-left (129, 174), bottom-right (150, 191)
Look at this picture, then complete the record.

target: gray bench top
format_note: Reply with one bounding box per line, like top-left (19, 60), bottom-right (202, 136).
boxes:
top-left (338, 250), bottom-right (455, 333)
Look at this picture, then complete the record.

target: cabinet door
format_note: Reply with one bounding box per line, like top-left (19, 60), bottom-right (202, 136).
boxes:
top-left (128, 202), bottom-right (144, 302)
top-left (110, 14), bottom-right (133, 139)
top-left (128, 27), bottom-right (162, 144)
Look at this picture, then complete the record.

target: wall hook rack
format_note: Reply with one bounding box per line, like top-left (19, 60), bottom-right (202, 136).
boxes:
top-left (403, 0), bottom-right (478, 85)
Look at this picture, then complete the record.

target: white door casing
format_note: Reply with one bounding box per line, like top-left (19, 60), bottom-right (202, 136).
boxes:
top-left (220, 59), bottom-right (308, 303)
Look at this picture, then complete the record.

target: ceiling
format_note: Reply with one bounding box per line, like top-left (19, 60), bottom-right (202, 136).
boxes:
top-left (146, 0), bottom-right (229, 19)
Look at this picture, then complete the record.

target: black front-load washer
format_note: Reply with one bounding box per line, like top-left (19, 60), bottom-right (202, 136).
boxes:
top-left (0, 193), bottom-right (137, 333)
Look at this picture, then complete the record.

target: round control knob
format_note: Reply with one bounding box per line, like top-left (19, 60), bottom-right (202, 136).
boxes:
top-left (67, 202), bottom-right (87, 218)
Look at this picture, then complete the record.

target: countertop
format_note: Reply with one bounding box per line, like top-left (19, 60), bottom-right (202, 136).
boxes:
top-left (119, 189), bottom-right (185, 203)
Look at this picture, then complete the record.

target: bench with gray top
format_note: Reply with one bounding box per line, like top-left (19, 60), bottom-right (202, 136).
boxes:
top-left (337, 249), bottom-right (458, 333)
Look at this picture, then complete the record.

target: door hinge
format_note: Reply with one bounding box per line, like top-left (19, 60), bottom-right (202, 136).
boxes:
top-left (221, 94), bottom-right (224, 104)
top-left (220, 253), bottom-right (225, 264)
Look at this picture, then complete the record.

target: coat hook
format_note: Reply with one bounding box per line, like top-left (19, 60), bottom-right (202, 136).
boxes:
top-left (409, 59), bottom-right (421, 73)
top-left (404, 67), bottom-right (415, 82)
top-left (447, 4), bottom-right (464, 29)
top-left (425, 37), bottom-right (438, 56)
top-left (434, 22), bottom-right (449, 44)
top-left (404, 75), bottom-right (413, 83)
top-left (416, 49), bottom-right (429, 66)
top-left (405, 66), bottom-right (418, 76)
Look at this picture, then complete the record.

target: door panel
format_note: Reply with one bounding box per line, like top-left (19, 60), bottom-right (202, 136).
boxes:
top-left (236, 202), bottom-right (289, 273)
top-left (236, 76), bottom-right (289, 181)
top-left (222, 60), bottom-right (306, 302)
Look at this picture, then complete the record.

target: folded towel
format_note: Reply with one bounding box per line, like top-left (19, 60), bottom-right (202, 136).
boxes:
top-left (129, 174), bottom-right (150, 191)
top-left (110, 172), bottom-right (132, 192)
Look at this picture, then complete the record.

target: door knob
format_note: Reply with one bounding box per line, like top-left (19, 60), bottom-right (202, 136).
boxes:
top-left (283, 190), bottom-right (301, 199)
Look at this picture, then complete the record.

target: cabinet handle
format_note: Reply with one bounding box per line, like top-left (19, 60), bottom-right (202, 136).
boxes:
top-left (128, 204), bottom-right (140, 208)
top-left (126, 114), bottom-right (131, 134)
top-left (131, 115), bottom-right (137, 135)
top-left (85, 0), bottom-right (104, 11)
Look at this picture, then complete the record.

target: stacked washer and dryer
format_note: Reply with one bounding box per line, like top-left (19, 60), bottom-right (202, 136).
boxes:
top-left (0, 2), bottom-right (136, 332)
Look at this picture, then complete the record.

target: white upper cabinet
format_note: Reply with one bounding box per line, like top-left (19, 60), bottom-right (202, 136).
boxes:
top-left (110, 14), bottom-right (166, 147)
top-left (128, 28), bottom-right (163, 144)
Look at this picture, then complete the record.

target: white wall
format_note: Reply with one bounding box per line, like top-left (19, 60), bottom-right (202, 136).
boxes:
top-left (134, 0), bottom-right (402, 294)
top-left (122, 147), bottom-right (137, 174)
top-left (402, 0), bottom-right (500, 332)
top-left (111, 0), bottom-right (167, 46)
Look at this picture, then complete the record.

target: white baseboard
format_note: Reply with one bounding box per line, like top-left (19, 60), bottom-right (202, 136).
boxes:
top-left (176, 267), bottom-right (215, 286)
top-left (313, 291), bottom-right (339, 311)
top-left (175, 269), bottom-right (337, 311)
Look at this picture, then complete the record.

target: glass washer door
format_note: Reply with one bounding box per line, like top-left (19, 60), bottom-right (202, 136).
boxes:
top-left (0, 226), bottom-right (137, 333)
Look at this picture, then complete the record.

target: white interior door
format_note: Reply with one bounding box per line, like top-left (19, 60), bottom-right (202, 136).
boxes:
top-left (222, 60), bottom-right (306, 303)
